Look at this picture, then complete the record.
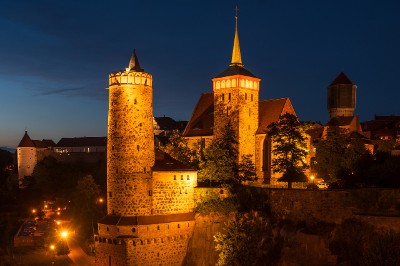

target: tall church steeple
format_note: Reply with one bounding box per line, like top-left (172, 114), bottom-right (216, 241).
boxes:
top-left (212, 9), bottom-right (261, 164)
top-left (230, 8), bottom-right (243, 67)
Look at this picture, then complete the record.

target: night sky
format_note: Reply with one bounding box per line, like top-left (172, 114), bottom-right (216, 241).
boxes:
top-left (1, 0), bottom-right (400, 148)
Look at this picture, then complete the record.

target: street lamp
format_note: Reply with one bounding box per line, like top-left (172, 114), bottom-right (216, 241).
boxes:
top-left (310, 175), bottom-right (315, 184)
top-left (60, 230), bottom-right (68, 239)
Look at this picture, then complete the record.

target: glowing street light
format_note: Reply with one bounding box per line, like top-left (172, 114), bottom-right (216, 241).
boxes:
top-left (98, 198), bottom-right (104, 204)
top-left (50, 244), bottom-right (55, 250)
top-left (310, 175), bottom-right (315, 184)
top-left (32, 209), bottom-right (36, 214)
top-left (60, 230), bottom-right (69, 239)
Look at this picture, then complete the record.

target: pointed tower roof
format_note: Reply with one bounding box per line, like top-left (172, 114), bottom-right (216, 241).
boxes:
top-left (214, 10), bottom-right (257, 79)
top-left (127, 50), bottom-right (144, 72)
top-left (18, 131), bottom-right (35, 147)
top-left (230, 13), bottom-right (243, 67)
top-left (330, 72), bottom-right (354, 86)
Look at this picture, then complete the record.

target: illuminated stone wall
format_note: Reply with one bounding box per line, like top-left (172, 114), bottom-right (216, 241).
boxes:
top-left (95, 220), bottom-right (194, 265)
top-left (213, 81), bottom-right (259, 163)
top-left (107, 70), bottom-right (155, 216)
top-left (152, 170), bottom-right (197, 215)
top-left (96, 57), bottom-right (197, 265)
top-left (17, 147), bottom-right (37, 180)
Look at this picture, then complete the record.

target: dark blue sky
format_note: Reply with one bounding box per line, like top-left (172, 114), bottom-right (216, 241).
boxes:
top-left (1, 0), bottom-right (400, 148)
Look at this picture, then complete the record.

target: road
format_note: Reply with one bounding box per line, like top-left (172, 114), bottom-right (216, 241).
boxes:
top-left (67, 238), bottom-right (95, 265)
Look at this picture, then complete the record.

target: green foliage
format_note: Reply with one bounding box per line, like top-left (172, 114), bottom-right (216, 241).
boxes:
top-left (160, 131), bottom-right (200, 168)
top-left (315, 132), bottom-right (369, 186)
top-left (198, 120), bottom-right (256, 186)
top-left (194, 190), bottom-right (237, 214)
top-left (214, 212), bottom-right (283, 266)
top-left (237, 154), bottom-right (257, 183)
top-left (330, 218), bottom-right (400, 266)
top-left (267, 113), bottom-right (308, 188)
top-left (198, 120), bottom-right (239, 185)
top-left (72, 175), bottom-right (105, 238)
top-left (31, 156), bottom-right (106, 196)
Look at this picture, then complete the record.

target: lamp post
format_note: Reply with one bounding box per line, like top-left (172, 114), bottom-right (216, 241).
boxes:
top-left (310, 175), bottom-right (315, 184)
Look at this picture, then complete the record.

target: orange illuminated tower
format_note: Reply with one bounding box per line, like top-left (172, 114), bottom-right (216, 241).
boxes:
top-left (95, 51), bottom-right (197, 266)
top-left (212, 13), bottom-right (261, 161)
top-left (106, 50), bottom-right (155, 216)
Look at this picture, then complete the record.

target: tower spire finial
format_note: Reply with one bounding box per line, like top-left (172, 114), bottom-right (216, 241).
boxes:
top-left (230, 4), bottom-right (243, 67)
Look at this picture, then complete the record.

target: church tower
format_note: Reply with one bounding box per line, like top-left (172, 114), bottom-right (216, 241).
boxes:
top-left (106, 50), bottom-right (154, 216)
top-left (327, 72), bottom-right (357, 118)
top-left (212, 13), bottom-right (261, 161)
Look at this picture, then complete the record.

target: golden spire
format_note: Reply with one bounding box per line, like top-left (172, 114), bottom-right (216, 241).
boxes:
top-left (230, 5), bottom-right (243, 67)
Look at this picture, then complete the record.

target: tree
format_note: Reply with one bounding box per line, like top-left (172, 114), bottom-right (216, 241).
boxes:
top-left (160, 131), bottom-right (200, 168)
top-left (198, 120), bottom-right (239, 185)
top-left (267, 113), bottom-right (308, 188)
top-left (72, 175), bottom-right (103, 237)
top-left (214, 212), bottom-right (282, 266)
top-left (315, 131), bottom-right (368, 186)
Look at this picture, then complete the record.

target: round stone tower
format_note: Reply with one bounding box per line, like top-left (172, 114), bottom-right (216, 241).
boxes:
top-left (327, 72), bottom-right (357, 118)
top-left (107, 50), bottom-right (155, 216)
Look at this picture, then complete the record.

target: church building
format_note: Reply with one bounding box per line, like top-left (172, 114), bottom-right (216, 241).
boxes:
top-left (183, 15), bottom-right (298, 185)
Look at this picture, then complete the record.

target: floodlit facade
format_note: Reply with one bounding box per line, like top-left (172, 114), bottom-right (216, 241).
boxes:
top-left (95, 51), bottom-right (197, 266)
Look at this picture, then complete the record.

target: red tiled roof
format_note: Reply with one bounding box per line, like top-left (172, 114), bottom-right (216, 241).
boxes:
top-left (257, 98), bottom-right (291, 134)
top-left (56, 137), bottom-right (107, 147)
top-left (183, 93), bottom-right (214, 137)
top-left (184, 95), bottom-right (295, 136)
top-left (330, 72), bottom-right (353, 86)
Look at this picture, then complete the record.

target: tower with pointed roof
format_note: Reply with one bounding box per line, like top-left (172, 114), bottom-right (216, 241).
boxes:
top-left (327, 72), bottom-right (357, 118)
top-left (212, 13), bottom-right (261, 162)
top-left (106, 50), bottom-right (154, 216)
top-left (17, 131), bottom-right (55, 188)
top-left (95, 51), bottom-right (197, 266)
top-left (17, 131), bottom-right (37, 187)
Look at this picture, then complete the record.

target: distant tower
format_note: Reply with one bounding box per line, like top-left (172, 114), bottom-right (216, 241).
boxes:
top-left (106, 50), bottom-right (154, 216)
top-left (212, 12), bottom-right (261, 161)
top-left (327, 72), bottom-right (357, 118)
top-left (17, 131), bottom-right (37, 187)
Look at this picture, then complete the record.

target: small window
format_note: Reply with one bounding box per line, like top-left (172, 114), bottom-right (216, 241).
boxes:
top-left (178, 224), bottom-right (180, 228)
top-left (174, 175), bottom-right (176, 180)
top-left (134, 99), bottom-right (137, 104)
top-left (157, 226), bottom-right (160, 230)
top-left (107, 227), bottom-right (109, 231)
top-left (245, 93), bottom-right (247, 100)
top-left (132, 228), bottom-right (136, 232)
top-left (222, 94), bottom-right (225, 101)
top-left (251, 94), bottom-right (253, 101)
top-left (137, 145), bottom-right (140, 151)
top-left (109, 192), bottom-right (112, 198)
top-left (187, 175), bottom-right (190, 180)
top-left (148, 190), bottom-right (152, 196)
top-left (181, 175), bottom-right (183, 180)
top-left (228, 93), bottom-right (231, 101)
top-left (117, 228), bottom-right (119, 232)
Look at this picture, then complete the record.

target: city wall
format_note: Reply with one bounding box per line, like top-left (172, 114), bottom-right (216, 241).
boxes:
top-left (186, 187), bottom-right (400, 265)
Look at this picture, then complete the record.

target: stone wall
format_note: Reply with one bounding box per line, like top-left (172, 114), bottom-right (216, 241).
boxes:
top-left (95, 220), bottom-right (194, 266)
top-left (152, 171), bottom-right (197, 215)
